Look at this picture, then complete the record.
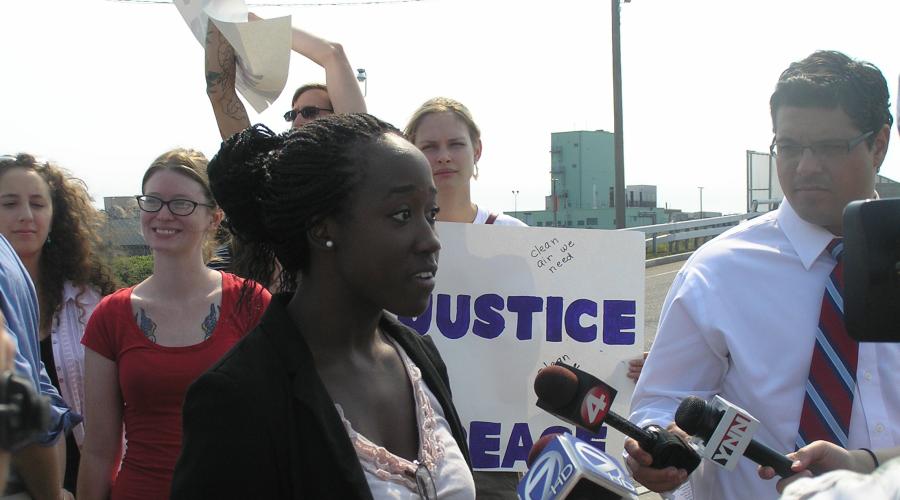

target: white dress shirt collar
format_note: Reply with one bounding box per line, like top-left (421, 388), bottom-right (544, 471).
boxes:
top-left (776, 197), bottom-right (839, 271)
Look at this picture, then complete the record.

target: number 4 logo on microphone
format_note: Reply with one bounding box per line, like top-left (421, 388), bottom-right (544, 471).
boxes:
top-left (581, 386), bottom-right (612, 426)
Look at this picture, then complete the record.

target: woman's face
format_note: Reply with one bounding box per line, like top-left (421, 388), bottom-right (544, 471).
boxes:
top-left (329, 134), bottom-right (441, 317)
top-left (412, 111), bottom-right (482, 193)
top-left (140, 169), bottom-right (220, 257)
top-left (0, 167), bottom-right (53, 263)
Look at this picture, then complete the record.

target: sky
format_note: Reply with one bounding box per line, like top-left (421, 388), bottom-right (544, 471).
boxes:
top-left (2, 0), bottom-right (898, 217)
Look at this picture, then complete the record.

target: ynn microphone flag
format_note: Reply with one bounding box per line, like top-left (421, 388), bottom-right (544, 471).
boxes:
top-left (675, 395), bottom-right (794, 478)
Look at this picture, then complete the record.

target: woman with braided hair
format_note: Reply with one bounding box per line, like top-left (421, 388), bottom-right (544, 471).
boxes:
top-left (0, 153), bottom-right (117, 495)
top-left (171, 114), bottom-right (475, 499)
top-left (77, 149), bottom-right (270, 500)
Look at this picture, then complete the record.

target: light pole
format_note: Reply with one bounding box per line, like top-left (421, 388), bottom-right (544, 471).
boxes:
top-left (612, 0), bottom-right (631, 228)
top-left (698, 186), bottom-right (704, 219)
top-left (356, 68), bottom-right (367, 96)
top-left (512, 190), bottom-right (519, 215)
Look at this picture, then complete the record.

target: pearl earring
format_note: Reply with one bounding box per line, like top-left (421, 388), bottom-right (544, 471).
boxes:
top-left (325, 240), bottom-right (334, 248)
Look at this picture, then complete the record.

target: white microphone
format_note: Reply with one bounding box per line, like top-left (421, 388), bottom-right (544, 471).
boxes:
top-left (517, 433), bottom-right (639, 500)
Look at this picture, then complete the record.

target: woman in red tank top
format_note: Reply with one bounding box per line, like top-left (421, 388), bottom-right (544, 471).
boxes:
top-left (76, 149), bottom-right (270, 500)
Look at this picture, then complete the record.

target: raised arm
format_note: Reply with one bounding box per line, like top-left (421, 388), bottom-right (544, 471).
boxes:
top-left (205, 21), bottom-right (250, 141)
top-left (288, 27), bottom-right (366, 114)
top-left (247, 12), bottom-right (366, 115)
top-left (76, 349), bottom-right (124, 500)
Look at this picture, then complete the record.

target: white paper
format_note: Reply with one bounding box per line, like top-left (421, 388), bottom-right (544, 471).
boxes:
top-left (175, 0), bottom-right (291, 113)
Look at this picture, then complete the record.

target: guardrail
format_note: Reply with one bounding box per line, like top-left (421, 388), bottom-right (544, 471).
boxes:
top-left (621, 213), bottom-right (760, 255)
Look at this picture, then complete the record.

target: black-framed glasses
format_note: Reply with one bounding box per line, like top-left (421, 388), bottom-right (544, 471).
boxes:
top-left (283, 106), bottom-right (334, 122)
top-left (412, 461), bottom-right (436, 500)
top-left (770, 130), bottom-right (874, 162)
top-left (135, 195), bottom-right (214, 216)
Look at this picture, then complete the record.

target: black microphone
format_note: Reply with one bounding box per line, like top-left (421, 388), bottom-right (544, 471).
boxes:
top-left (674, 395), bottom-right (794, 478)
top-left (534, 362), bottom-right (700, 473)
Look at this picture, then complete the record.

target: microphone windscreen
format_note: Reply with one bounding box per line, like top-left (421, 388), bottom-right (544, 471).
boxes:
top-left (534, 365), bottom-right (579, 409)
top-left (527, 433), bottom-right (562, 467)
top-left (674, 396), bottom-right (709, 436)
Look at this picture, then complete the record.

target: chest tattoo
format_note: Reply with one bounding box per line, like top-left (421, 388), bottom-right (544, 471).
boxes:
top-left (202, 303), bottom-right (221, 340)
top-left (136, 308), bottom-right (158, 343)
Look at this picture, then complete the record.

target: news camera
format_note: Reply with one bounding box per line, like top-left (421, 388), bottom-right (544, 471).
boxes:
top-left (0, 371), bottom-right (50, 450)
top-left (843, 198), bottom-right (900, 342)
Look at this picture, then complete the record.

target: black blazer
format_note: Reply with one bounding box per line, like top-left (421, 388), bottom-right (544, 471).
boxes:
top-left (170, 294), bottom-right (471, 499)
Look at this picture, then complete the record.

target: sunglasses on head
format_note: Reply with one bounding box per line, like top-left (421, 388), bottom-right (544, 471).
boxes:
top-left (283, 106), bottom-right (334, 122)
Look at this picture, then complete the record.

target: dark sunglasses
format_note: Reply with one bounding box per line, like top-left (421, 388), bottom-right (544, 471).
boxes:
top-left (283, 106), bottom-right (334, 122)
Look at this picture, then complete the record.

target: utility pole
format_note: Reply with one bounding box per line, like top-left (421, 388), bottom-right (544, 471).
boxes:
top-left (698, 186), bottom-right (704, 219)
top-left (512, 189), bottom-right (519, 215)
top-left (612, 0), bottom-right (629, 228)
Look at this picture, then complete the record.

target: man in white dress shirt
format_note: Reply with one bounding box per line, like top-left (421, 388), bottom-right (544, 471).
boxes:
top-left (624, 50), bottom-right (898, 500)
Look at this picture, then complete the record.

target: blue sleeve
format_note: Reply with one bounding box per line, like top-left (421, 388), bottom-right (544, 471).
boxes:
top-left (0, 236), bottom-right (80, 446)
top-left (35, 358), bottom-right (80, 445)
top-left (7, 332), bottom-right (79, 446)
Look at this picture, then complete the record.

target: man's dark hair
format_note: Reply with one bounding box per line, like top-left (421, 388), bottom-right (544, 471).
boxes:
top-left (770, 50), bottom-right (893, 144)
top-left (291, 83), bottom-right (329, 108)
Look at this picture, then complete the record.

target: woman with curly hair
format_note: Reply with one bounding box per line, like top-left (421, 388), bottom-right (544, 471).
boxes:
top-left (0, 153), bottom-right (118, 493)
top-left (77, 148), bottom-right (270, 500)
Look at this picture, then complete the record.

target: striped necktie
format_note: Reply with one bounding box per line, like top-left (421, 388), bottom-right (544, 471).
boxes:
top-left (796, 238), bottom-right (858, 448)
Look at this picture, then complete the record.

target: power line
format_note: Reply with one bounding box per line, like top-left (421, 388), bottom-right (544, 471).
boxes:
top-left (106, 0), bottom-right (427, 6)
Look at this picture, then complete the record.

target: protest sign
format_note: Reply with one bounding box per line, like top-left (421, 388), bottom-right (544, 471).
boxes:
top-left (399, 222), bottom-right (645, 472)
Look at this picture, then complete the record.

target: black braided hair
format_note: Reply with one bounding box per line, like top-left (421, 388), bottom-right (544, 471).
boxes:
top-left (208, 113), bottom-right (402, 292)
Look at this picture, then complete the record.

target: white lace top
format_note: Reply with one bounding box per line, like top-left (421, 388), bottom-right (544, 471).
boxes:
top-left (335, 337), bottom-right (475, 499)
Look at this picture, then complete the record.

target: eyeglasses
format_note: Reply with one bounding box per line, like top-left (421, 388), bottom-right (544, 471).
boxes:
top-left (413, 461), bottom-right (436, 500)
top-left (770, 130), bottom-right (874, 162)
top-left (283, 106), bottom-right (334, 122)
top-left (135, 195), bottom-right (214, 216)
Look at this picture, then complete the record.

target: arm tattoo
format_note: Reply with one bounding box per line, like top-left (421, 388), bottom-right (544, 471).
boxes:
top-left (201, 304), bottom-right (221, 340)
top-left (205, 29), bottom-right (249, 124)
top-left (205, 70), bottom-right (225, 94)
top-left (136, 308), bottom-right (158, 343)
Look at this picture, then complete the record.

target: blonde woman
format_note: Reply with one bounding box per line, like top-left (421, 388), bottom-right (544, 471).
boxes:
top-left (405, 97), bottom-right (526, 227)
top-left (77, 149), bottom-right (270, 500)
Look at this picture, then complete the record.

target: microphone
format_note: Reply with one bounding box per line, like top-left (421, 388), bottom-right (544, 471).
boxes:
top-left (534, 362), bottom-right (700, 473)
top-left (518, 432), bottom-right (639, 499)
top-left (674, 395), bottom-right (794, 478)
top-left (528, 433), bottom-right (560, 466)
